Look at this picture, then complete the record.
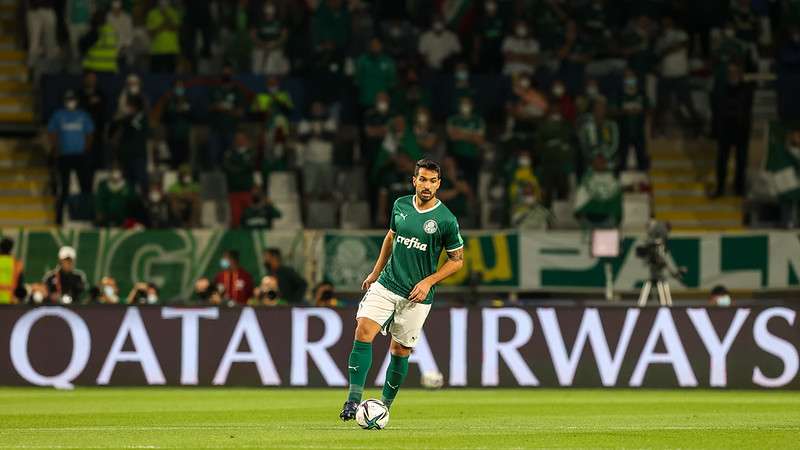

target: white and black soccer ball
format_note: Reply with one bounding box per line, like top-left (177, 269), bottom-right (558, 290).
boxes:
top-left (420, 370), bottom-right (444, 389)
top-left (355, 399), bottom-right (389, 430)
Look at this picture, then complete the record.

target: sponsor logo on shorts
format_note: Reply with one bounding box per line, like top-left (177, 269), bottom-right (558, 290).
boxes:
top-left (396, 234), bottom-right (428, 251)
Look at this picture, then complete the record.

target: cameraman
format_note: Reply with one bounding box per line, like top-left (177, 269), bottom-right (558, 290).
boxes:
top-left (313, 281), bottom-right (340, 307)
top-left (126, 282), bottom-right (160, 305)
top-left (42, 246), bottom-right (87, 305)
top-left (253, 275), bottom-right (285, 306)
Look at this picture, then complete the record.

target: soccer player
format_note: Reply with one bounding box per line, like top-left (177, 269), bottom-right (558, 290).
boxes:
top-left (340, 159), bottom-right (465, 420)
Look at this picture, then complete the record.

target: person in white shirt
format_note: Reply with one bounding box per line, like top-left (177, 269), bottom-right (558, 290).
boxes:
top-left (652, 16), bottom-right (701, 136)
top-left (106, 0), bottom-right (134, 65)
top-left (502, 20), bottom-right (540, 76)
top-left (418, 17), bottom-right (462, 72)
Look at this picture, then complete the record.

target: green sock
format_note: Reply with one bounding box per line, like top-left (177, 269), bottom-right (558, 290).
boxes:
top-left (381, 354), bottom-right (409, 409)
top-left (347, 340), bottom-right (372, 403)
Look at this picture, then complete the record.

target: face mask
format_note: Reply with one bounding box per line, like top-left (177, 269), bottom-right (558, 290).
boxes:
top-left (265, 5), bottom-right (275, 16)
top-left (147, 293), bottom-right (158, 304)
top-left (128, 84), bottom-right (140, 95)
top-left (112, 0), bottom-right (122, 10)
top-left (416, 115), bottom-right (428, 127)
top-left (624, 78), bottom-right (637, 91)
top-left (456, 70), bottom-right (469, 82)
top-left (376, 101), bottom-right (389, 113)
top-left (433, 22), bottom-right (444, 32)
top-left (220, 258), bottom-right (231, 269)
top-left (180, 174), bottom-right (191, 184)
top-left (518, 156), bottom-right (531, 167)
top-left (715, 295), bottom-right (731, 307)
top-left (516, 26), bottom-right (527, 37)
top-left (552, 85), bottom-right (565, 97)
top-left (724, 28), bottom-right (735, 38)
top-left (103, 285), bottom-right (115, 298)
top-left (32, 291), bottom-right (44, 303)
top-left (586, 86), bottom-right (599, 97)
top-left (149, 191), bottom-right (162, 203)
top-left (110, 170), bottom-right (123, 182)
top-left (486, 2), bottom-right (497, 13)
top-left (460, 104), bottom-right (472, 115)
top-left (66, 100), bottom-right (77, 110)
top-left (175, 86), bottom-right (185, 96)
top-left (159, 0), bottom-right (170, 8)
top-left (519, 78), bottom-right (530, 89)
top-left (237, 146), bottom-right (248, 153)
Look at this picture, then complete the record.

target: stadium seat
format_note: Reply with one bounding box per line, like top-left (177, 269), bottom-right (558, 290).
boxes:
top-left (340, 201), bottom-right (370, 229)
top-left (268, 171), bottom-right (299, 201)
top-left (307, 200), bottom-right (338, 229)
top-left (272, 199), bottom-right (302, 229)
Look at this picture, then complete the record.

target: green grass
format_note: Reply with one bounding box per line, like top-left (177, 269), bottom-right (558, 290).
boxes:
top-left (0, 388), bottom-right (798, 449)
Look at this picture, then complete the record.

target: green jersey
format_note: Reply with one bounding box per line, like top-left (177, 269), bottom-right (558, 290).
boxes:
top-left (378, 195), bottom-right (464, 304)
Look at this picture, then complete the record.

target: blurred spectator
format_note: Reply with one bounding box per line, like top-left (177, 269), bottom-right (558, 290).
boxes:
top-left (578, 97), bottom-right (619, 173)
top-left (263, 247), bottom-right (307, 304)
top-left (95, 166), bottom-right (136, 227)
top-left (251, 76), bottom-right (294, 142)
top-left (67, 0), bottom-right (94, 63)
top-left (653, 16), bottom-right (702, 136)
top-left (208, 64), bottom-right (244, 167)
top-left (446, 96), bottom-right (485, 189)
top-left (78, 72), bottom-right (109, 168)
top-left (192, 277), bottom-right (218, 304)
top-left (709, 285), bottom-right (733, 307)
top-left (418, 15), bottom-right (462, 72)
top-left (214, 250), bottom-right (254, 306)
top-left (438, 156), bottom-right (473, 223)
top-left (146, 0), bottom-right (181, 73)
top-left (179, 0), bottom-right (212, 69)
top-left (380, 18), bottom-right (417, 67)
top-left (508, 151), bottom-right (548, 229)
top-left (399, 107), bottom-right (439, 162)
top-left (43, 246), bottom-right (87, 305)
top-left (251, 1), bottom-right (290, 76)
top-left (222, 0), bottom-right (253, 71)
top-left (502, 19), bottom-right (540, 76)
top-left (223, 131), bottom-right (256, 228)
top-left (167, 165), bottom-right (201, 228)
top-left (355, 37), bottom-right (397, 112)
top-left (731, 0), bottom-right (759, 43)
top-left (450, 62), bottom-right (476, 114)
top-left (534, 104), bottom-right (575, 207)
top-left (242, 190), bottom-right (282, 229)
top-left (619, 15), bottom-right (655, 79)
top-left (616, 69), bottom-right (650, 173)
top-left (115, 74), bottom-right (149, 119)
top-left (363, 91), bottom-right (394, 175)
top-left (253, 275), bottom-right (285, 306)
top-left (713, 63), bottom-right (753, 198)
top-left (106, 0), bottom-right (134, 67)
top-left (145, 180), bottom-right (171, 228)
top-left (310, 0), bottom-right (351, 72)
top-left (111, 94), bottom-right (149, 194)
top-left (97, 276), bottom-right (120, 304)
top-left (574, 154), bottom-right (623, 228)
top-left (393, 68), bottom-right (431, 121)
top-left (377, 154), bottom-right (415, 226)
top-left (0, 238), bottom-right (25, 304)
top-left (778, 26), bottom-right (800, 72)
top-left (82, 12), bottom-right (119, 73)
top-left (298, 101), bottom-right (337, 199)
top-left (550, 79), bottom-right (577, 124)
top-left (711, 24), bottom-right (750, 137)
top-left (506, 75), bottom-right (548, 143)
top-left (576, 78), bottom-right (603, 118)
top-left (162, 79), bottom-right (193, 169)
top-left (26, 0), bottom-right (58, 67)
top-left (127, 281), bottom-right (160, 305)
top-left (472, 0), bottom-right (506, 73)
top-left (313, 281), bottom-right (340, 307)
top-left (48, 90), bottom-right (95, 225)
top-left (779, 127), bottom-right (800, 228)
top-left (531, 0), bottom-right (568, 52)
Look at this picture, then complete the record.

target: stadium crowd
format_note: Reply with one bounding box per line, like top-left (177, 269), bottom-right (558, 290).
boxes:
top-left (31, 0), bottom-right (800, 230)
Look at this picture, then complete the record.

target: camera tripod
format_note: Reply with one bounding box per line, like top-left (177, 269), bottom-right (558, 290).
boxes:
top-left (637, 278), bottom-right (673, 307)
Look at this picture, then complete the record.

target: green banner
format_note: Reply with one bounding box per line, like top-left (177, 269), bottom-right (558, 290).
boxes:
top-left (321, 231), bottom-right (519, 290)
top-left (0, 229), bottom-right (305, 301)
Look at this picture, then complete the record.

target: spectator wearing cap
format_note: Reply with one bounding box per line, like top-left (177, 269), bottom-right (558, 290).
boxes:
top-left (146, 0), bottom-right (181, 73)
top-left (263, 248), bottom-right (307, 304)
top-left (47, 89), bottom-right (95, 225)
top-left (213, 250), bottom-right (254, 306)
top-left (42, 246), bottom-right (88, 305)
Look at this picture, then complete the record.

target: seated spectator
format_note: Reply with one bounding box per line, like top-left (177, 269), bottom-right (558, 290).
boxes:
top-left (709, 285), bottom-right (733, 307)
top-left (438, 156), bottom-right (473, 223)
top-left (472, 0), bottom-right (506, 73)
top-left (253, 275), bottom-right (285, 306)
top-left (550, 79), bottom-right (577, 124)
top-left (355, 37), bottom-right (397, 113)
top-left (417, 16), bottom-right (462, 72)
top-left (578, 97), bottom-right (619, 173)
top-left (111, 94), bottom-right (149, 194)
top-left (446, 96), bottom-right (485, 189)
top-left (145, 180), bottom-right (172, 228)
top-left (223, 131), bottom-right (256, 228)
top-left (251, 1), bottom-right (290, 76)
top-left (263, 248), bottom-right (307, 304)
top-left (146, 0), bottom-right (181, 73)
top-left (502, 19), bottom-right (540, 76)
top-left (167, 165), bottom-right (201, 228)
top-left (616, 69), bottom-right (650, 173)
top-left (95, 167), bottom-right (136, 227)
top-left (43, 246), bottom-right (87, 305)
top-left (574, 154), bottom-right (623, 228)
top-left (534, 105), bottom-right (575, 207)
top-left (162, 79), bottom-right (193, 169)
top-left (298, 101), bottom-right (338, 199)
top-left (508, 151), bottom-right (548, 229)
top-left (242, 190), bottom-right (282, 229)
top-left (191, 277), bottom-right (217, 304)
top-left (313, 281), bottom-right (341, 307)
top-left (214, 250), bottom-right (254, 306)
top-left (97, 276), bottom-right (120, 304)
top-left (208, 64), bottom-right (245, 167)
top-left (127, 282), bottom-right (160, 305)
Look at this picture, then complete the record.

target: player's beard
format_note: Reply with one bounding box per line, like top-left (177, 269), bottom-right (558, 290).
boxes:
top-left (417, 189), bottom-right (434, 203)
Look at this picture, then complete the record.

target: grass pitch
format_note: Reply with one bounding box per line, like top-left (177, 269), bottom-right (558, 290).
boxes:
top-left (0, 388), bottom-right (798, 449)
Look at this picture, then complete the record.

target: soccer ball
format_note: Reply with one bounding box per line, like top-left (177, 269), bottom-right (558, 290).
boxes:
top-left (420, 370), bottom-right (444, 389)
top-left (355, 399), bottom-right (389, 430)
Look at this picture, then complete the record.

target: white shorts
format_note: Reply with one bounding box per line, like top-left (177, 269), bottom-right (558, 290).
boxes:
top-left (356, 281), bottom-right (431, 348)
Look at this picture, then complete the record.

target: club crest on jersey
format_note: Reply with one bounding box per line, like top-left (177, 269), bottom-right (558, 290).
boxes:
top-left (423, 219), bottom-right (438, 234)
top-left (396, 235), bottom-right (428, 251)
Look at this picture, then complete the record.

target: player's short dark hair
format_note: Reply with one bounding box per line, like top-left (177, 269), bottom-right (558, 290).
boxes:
top-left (265, 247), bottom-right (282, 259)
top-left (710, 285), bottom-right (729, 296)
top-left (0, 237), bottom-right (13, 254)
top-left (414, 159), bottom-right (441, 178)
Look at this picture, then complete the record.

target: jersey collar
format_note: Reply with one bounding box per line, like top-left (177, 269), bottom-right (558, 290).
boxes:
top-left (413, 195), bottom-right (441, 213)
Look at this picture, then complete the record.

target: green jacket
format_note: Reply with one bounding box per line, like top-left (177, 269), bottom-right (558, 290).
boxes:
top-left (355, 53), bottom-right (397, 106)
top-left (95, 180), bottom-right (135, 226)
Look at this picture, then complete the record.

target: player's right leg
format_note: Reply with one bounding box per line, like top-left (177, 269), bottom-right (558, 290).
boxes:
top-left (340, 284), bottom-right (395, 421)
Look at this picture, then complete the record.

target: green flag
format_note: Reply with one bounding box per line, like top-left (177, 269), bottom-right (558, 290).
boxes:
top-left (574, 170), bottom-right (623, 226)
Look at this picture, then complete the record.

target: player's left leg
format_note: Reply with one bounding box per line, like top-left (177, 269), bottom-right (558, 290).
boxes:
top-left (381, 300), bottom-right (432, 409)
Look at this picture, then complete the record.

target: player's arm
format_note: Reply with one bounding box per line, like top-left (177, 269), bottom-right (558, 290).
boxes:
top-left (408, 247), bottom-right (464, 303)
top-left (361, 229), bottom-right (395, 290)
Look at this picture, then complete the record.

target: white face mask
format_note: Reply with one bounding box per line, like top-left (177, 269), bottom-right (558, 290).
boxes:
top-left (147, 293), bottom-right (158, 304)
top-left (460, 104), bottom-right (472, 116)
top-left (416, 115), bottom-right (429, 127)
top-left (518, 156), bottom-right (531, 167)
top-left (433, 22), bottom-right (444, 32)
top-left (516, 26), bottom-right (528, 37)
top-left (32, 291), bottom-right (44, 303)
top-left (376, 101), bottom-right (389, 113)
top-left (552, 85), bottom-right (565, 97)
top-left (586, 85), bottom-right (599, 97)
top-left (149, 191), bottom-right (162, 203)
top-left (112, 0), bottom-right (122, 10)
top-left (181, 174), bottom-right (192, 184)
top-left (128, 84), bottom-right (141, 95)
top-left (103, 285), bottom-right (116, 298)
top-left (110, 170), bottom-right (123, 182)
top-left (724, 28), bottom-right (735, 38)
top-left (66, 100), bottom-right (78, 110)
top-left (715, 295), bottom-right (731, 307)
top-left (486, 2), bottom-right (497, 13)
top-left (519, 78), bottom-right (530, 89)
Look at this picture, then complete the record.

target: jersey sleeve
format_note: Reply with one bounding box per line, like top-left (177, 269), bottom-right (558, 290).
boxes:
top-left (389, 199), bottom-right (399, 232)
top-left (443, 218), bottom-right (464, 252)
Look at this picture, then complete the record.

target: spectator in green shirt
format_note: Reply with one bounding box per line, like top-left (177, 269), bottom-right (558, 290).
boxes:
top-left (446, 97), bottom-right (485, 190)
top-left (355, 37), bottom-right (397, 109)
top-left (167, 165), bottom-right (200, 228)
top-left (223, 130), bottom-right (256, 228)
top-left (95, 168), bottom-right (136, 227)
top-left (250, 1), bottom-right (289, 76)
top-left (146, 0), bottom-right (181, 73)
top-left (162, 79), bottom-right (193, 169)
top-left (241, 190), bottom-right (282, 229)
top-left (310, 0), bottom-right (351, 55)
top-left (208, 64), bottom-right (245, 167)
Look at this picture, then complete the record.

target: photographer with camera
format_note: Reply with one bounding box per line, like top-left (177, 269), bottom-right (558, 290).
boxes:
top-left (635, 220), bottom-right (687, 306)
top-left (42, 246), bottom-right (87, 305)
top-left (313, 281), bottom-right (340, 308)
top-left (253, 275), bottom-right (285, 306)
